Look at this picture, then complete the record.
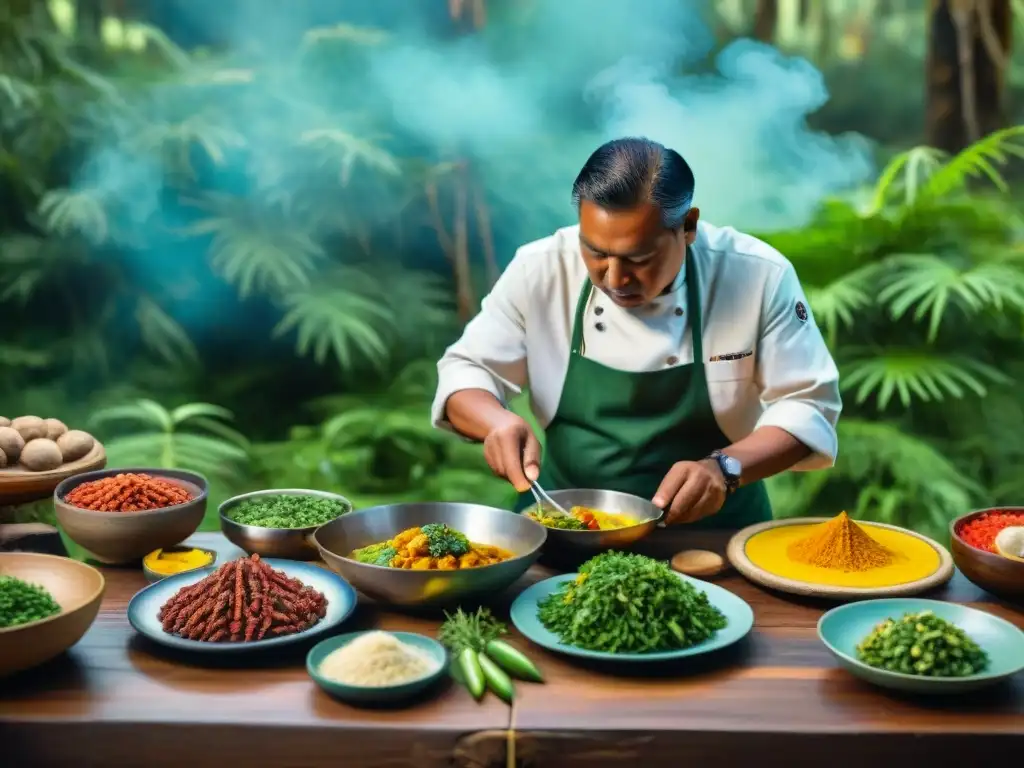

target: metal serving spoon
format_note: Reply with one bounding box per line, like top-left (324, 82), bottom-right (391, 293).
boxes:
top-left (529, 482), bottom-right (573, 519)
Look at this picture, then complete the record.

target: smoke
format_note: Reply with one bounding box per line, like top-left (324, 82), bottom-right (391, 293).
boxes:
top-left (365, 0), bottom-right (873, 235)
top-left (78, 0), bottom-right (876, 346)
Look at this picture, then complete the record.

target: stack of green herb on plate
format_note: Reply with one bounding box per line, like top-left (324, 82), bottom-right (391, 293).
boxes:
top-left (226, 495), bottom-right (348, 529)
top-left (438, 608), bottom-right (544, 703)
top-left (537, 551), bottom-right (728, 653)
top-left (856, 610), bottom-right (990, 677)
top-left (0, 575), bottom-right (62, 629)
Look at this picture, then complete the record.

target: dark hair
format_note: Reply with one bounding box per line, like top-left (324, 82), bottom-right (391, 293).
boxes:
top-left (571, 137), bottom-right (695, 230)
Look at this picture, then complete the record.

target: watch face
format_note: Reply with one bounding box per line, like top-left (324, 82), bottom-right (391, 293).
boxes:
top-left (721, 455), bottom-right (741, 478)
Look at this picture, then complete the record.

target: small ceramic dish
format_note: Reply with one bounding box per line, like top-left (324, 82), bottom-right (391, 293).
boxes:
top-left (307, 631), bottom-right (447, 705)
top-left (142, 545), bottom-right (219, 583)
top-left (818, 597), bottom-right (1024, 694)
top-left (128, 558), bottom-right (357, 654)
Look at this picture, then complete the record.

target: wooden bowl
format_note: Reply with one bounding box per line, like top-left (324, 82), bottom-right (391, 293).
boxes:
top-left (53, 468), bottom-right (208, 565)
top-left (950, 508), bottom-right (1024, 600)
top-left (0, 440), bottom-right (106, 506)
top-left (0, 552), bottom-right (105, 677)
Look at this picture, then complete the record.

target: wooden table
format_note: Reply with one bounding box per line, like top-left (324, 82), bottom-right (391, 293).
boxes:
top-left (2, 532), bottom-right (1022, 768)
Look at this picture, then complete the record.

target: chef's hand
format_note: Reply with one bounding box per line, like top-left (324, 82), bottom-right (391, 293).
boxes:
top-left (483, 413), bottom-right (542, 493)
top-left (652, 460), bottom-right (726, 525)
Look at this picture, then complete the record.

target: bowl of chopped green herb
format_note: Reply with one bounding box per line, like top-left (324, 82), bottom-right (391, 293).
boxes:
top-left (220, 489), bottom-right (354, 561)
top-left (818, 598), bottom-right (1024, 694)
top-left (0, 552), bottom-right (105, 677)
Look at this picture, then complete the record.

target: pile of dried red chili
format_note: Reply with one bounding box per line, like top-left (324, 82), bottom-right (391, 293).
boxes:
top-left (64, 472), bottom-right (193, 512)
top-left (956, 510), bottom-right (1024, 553)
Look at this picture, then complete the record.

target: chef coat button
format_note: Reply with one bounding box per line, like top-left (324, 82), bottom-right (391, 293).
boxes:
top-left (595, 322), bottom-right (606, 332)
top-left (666, 356), bottom-right (679, 366)
top-left (674, 307), bottom-right (684, 316)
top-left (594, 306), bottom-right (604, 315)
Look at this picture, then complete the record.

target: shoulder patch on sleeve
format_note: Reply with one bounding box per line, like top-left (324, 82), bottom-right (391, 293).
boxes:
top-left (795, 301), bottom-right (808, 322)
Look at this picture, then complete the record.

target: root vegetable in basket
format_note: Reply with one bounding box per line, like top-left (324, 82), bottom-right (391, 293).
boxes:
top-left (43, 418), bottom-right (68, 440)
top-left (19, 439), bottom-right (63, 471)
top-left (0, 427), bottom-right (25, 463)
top-left (158, 554), bottom-right (328, 642)
top-left (0, 417), bottom-right (9, 427)
top-left (56, 430), bottom-right (95, 462)
top-left (0, 448), bottom-right (6, 468)
top-left (11, 416), bottom-right (46, 441)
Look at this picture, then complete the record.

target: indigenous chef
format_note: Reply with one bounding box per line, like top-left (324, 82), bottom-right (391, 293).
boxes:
top-left (431, 137), bottom-right (840, 527)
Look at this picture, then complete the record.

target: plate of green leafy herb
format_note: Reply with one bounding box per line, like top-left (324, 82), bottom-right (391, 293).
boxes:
top-left (818, 598), bottom-right (1024, 694)
top-left (510, 551), bottom-right (754, 662)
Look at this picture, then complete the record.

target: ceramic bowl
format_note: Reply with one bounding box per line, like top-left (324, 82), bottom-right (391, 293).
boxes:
top-left (950, 508), bottom-right (1024, 599)
top-left (818, 597), bottom-right (1024, 694)
top-left (307, 631), bottom-right (447, 705)
top-left (142, 545), bottom-right (218, 583)
top-left (219, 488), bottom-right (354, 561)
top-left (522, 489), bottom-right (662, 553)
top-left (54, 468), bottom-right (208, 564)
top-left (0, 552), bottom-right (105, 676)
top-left (314, 502), bottom-right (546, 606)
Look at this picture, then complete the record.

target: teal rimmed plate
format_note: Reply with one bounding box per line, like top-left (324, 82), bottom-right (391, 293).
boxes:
top-left (510, 572), bottom-right (754, 662)
top-left (818, 598), bottom-right (1024, 694)
top-left (307, 631), bottom-right (447, 705)
top-left (128, 558), bottom-right (357, 653)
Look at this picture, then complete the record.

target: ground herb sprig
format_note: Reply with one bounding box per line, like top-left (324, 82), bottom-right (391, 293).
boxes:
top-left (226, 495), bottom-right (348, 529)
top-left (537, 551), bottom-right (728, 653)
top-left (856, 610), bottom-right (989, 677)
top-left (0, 575), bottom-right (62, 629)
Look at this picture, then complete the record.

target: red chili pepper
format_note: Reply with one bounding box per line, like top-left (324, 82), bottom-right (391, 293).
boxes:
top-left (586, 519), bottom-right (600, 530)
top-left (958, 511), bottom-right (1024, 553)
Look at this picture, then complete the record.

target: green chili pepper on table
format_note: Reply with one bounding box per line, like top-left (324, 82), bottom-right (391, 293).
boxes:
top-left (478, 651), bottom-right (515, 703)
top-left (457, 647), bottom-right (486, 700)
top-left (485, 639), bottom-right (544, 682)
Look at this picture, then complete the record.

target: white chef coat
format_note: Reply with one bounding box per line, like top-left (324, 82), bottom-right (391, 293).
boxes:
top-left (431, 221), bottom-right (841, 471)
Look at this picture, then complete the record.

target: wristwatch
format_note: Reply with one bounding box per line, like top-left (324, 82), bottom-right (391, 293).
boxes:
top-left (708, 450), bottom-right (741, 496)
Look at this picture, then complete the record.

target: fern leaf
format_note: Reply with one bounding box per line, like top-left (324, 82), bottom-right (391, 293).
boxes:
top-left (170, 402), bottom-right (235, 425)
top-left (922, 125), bottom-right (1024, 198)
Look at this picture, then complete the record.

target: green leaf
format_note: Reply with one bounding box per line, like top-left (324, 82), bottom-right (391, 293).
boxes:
top-left (135, 296), bottom-right (200, 367)
top-left (38, 188), bottom-right (109, 244)
top-left (841, 352), bottom-right (1011, 409)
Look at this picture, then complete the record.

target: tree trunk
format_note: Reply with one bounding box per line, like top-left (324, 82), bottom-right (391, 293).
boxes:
top-left (752, 0), bottom-right (778, 43)
top-left (926, 0), bottom-right (1013, 153)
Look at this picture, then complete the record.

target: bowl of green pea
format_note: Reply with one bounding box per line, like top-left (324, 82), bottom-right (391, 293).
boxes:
top-left (219, 489), bottom-right (354, 561)
top-left (818, 598), bottom-right (1024, 694)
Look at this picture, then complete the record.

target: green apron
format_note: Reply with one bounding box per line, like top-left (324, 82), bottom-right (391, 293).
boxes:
top-left (514, 249), bottom-right (772, 529)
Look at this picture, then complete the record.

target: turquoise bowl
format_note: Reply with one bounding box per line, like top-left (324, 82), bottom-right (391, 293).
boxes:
top-left (307, 631), bottom-right (447, 705)
top-left (818, 598), bottom-right (1024, 694)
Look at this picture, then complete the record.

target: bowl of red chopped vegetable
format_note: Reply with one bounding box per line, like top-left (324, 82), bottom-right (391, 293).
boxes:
top-left (950, 507), bottom-right (1024, 599)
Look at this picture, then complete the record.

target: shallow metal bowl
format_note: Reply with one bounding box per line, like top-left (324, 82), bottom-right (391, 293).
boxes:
top-left (523, 489), bottom-right (662, 553)
top-left (220, 488), bottom-right (353, 561)
top-left (313, 502), bottom-right (547, 607)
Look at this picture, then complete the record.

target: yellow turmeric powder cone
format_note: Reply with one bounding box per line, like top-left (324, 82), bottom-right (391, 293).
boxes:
top-left (787, 512), bottom-right (893, 572)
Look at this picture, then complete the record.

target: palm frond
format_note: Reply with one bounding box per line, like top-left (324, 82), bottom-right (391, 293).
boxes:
top-left (37, 188), bottom-right (109, 244)
top-left (878, 253), bottom-right (1024, 339)
top-left (298, 129), bottom-right (401, 183)
top-left (802, 264), bottom-right (878, 345)
top-left (272, 269), bottom-right (394, 371)
top-left (842, 352), bottom-right (1010, 409)
top-left (183, 194), bottom-right (326, 298)
top-left (135, 296), bottom-right (200, 368)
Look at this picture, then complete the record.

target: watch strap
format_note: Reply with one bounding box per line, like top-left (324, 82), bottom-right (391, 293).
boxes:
top-left (709, 450), bottom-right (740, 496)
